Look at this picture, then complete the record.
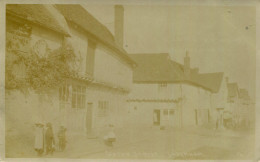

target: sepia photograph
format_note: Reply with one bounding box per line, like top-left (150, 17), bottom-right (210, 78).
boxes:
top-left (1, 1), bottom-right (258, 161)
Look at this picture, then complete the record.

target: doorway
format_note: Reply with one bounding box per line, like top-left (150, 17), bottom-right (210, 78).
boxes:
top-left (195, 109), bottom-right (198, 125)
top-left (153, 109), bottom-right (160, 126)
top-left (86, 103), bottom-right (93, 133)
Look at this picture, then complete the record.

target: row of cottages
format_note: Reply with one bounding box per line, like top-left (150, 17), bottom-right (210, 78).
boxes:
top-left (6, 4), bottom-right (135, 138)
top-left (226, 82), bottom-right (254, 128)
top-left (126, 53), bottom-right (227, 128)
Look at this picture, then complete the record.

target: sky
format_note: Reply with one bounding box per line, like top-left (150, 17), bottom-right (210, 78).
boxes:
top-left (83, 5), bottom-right (256, 100)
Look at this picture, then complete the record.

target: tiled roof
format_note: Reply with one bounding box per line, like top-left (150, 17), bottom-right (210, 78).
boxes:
top-left (239, 88), bottom-right (250, 100)
top-left (55, 4), bottom-right (135, 66)
top-left (6, 4), bottom-right (70, 36)
top-left (129, 53), bottom-right (184, 82)
top-left (129, 53), bottom-right (224, 93)
top-left (190, 72), bottom-right (224, 93)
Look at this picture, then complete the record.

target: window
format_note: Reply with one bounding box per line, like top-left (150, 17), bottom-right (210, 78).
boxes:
top-left (98, 101), bottom-right (109, 116)
top-left (159, 83), bottom-right (167, 88)
top-left (59, 84), bottom-right (70, 109)
top-left (158, 83), bottom-right (167, 92)
top-left (163, 109), bottom-right (174, 120)
top-left (163, 109), bottom-right (168, 115)
top-left (169, 110), bottom-right (174, 115)
top-left (59, 83), bottom-right (86, 109)
top-left (72, 85), bottom-right (86, 109)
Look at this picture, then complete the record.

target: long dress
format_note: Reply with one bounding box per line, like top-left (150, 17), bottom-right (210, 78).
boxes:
top-left (45, 127), bottom-right (55, 154)
top-left (34, 126), bottom-right (44, 150)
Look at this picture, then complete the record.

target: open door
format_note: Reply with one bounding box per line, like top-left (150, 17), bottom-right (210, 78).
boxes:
top-left (153, 109), bottom-right (160, 126)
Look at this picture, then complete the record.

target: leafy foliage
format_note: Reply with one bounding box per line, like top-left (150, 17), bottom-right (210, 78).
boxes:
top-left (6, 23), bottom-right (77, 93)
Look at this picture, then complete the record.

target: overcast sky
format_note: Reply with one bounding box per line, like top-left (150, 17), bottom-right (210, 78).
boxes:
top-left (83, 5), bottom-right (256, 100)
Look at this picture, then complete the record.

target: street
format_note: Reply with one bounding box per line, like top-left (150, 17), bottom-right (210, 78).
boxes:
top-left (81, 127), bottom-right (254, 160)
top-left (7, 126), bottom-right (253, 159)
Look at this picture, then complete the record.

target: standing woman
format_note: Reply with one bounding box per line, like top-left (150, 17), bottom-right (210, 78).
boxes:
top-left (34, 122), bottom-right (44, 156)
top-left (45, 123), bottom-right (55, 155)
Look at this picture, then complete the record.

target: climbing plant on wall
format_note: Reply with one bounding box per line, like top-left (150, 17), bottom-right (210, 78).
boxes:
top-left (6, 23), bottom-right (77, 94)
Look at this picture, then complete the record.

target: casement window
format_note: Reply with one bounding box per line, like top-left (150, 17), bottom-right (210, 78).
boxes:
top-left (163, 109), bottom-right (175, 119)
top-left (158, 83), bottom-right (167, 92)
top-left (59, 84), bottom-right (71, 109)
top-left (98, 101), bottom-right (109, 116)
top-left (163, 109), bottom-right (168, 116)
top-left (169, 109), bottom-right (174, 115)
top-left (72, 85), bottom-right (86, 109)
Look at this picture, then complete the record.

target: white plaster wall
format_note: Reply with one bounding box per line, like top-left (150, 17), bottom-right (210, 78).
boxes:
top-left (5, 90), bottom-right (61, 137)
top-left (85, 85), bottom-right (128, 136)
top-left (212, 80), bottom-right (228, 110)
top-left (126, 101), bottom-right (178, 127)
top-left (129, 83), bottom-right (179, 100)
top-left (128, 83), bottom-right (212, 127)
top-left (94, 45), bottom-right (133, 90)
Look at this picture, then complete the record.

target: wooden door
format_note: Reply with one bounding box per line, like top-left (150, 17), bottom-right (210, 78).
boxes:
top-left (195, 109), bottom-right (198, 125)
top-left (153, 109), bottom-right (160, 126)
top-left (86, 103), bottom-right (93, 133)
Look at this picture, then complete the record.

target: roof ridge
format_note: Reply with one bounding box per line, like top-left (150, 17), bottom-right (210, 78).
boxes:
top-left (77, 4), bottom-right (115, 41)
top-left (129, 53), bottom-right (169, 55)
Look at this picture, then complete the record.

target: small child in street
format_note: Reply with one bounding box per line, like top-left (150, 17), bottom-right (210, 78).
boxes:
top-left (103, 124), bottom-right (116, 147)
top-left (34, 122), bottom-right (44, 156)
top-left (45, 123), bottom-right (55, 155)
top-left (58, 126), bottom-right (67, 151)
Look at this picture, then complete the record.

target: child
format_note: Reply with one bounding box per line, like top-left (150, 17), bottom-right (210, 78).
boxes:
top-left (34, 122), bottom-right (44, 156)
top-left (103, 124), bottom-right (116, 147)
top-left (45, 123), bottom-right (55, 155)
top-left (58, 126), bottom-right (67, 151)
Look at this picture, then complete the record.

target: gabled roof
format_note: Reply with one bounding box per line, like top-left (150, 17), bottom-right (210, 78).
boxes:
top-left (190, 72), bottom-right (224, 93)
top-left (239, 88), bottom-right (250, 100)
top-left (55, 4), bottom-right (135, 66)
top-left (6, 4), bottom-right (70, 36)
top-left (227, 83), bottom-right (239, 97)
top-left (129, 53), bottom-right (184, 82)
top-left (129, 53), bottom-right (224, 93)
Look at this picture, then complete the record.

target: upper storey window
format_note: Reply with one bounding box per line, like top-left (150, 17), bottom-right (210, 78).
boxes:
top-left (158, 83), bottom-right (167, 92)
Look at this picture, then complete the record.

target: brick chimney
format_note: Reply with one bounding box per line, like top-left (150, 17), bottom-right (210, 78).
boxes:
top-left (184, 51), bottom-right (190, 79)
top-left (114, 5), bottom-right (124, 47)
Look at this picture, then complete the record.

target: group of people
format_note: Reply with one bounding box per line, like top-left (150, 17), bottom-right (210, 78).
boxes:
top-left (34, 122), bottom-right (67, 156)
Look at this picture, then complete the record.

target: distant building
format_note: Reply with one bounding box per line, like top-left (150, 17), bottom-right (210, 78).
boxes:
top-left (127, 52), bottom-right (224, 128)
top-left (238, 88), bottom-right (253, 128)
top-left (226, 81), bottom-right (254, 128)
top-left (226, 82), bottom-right (240, 125)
